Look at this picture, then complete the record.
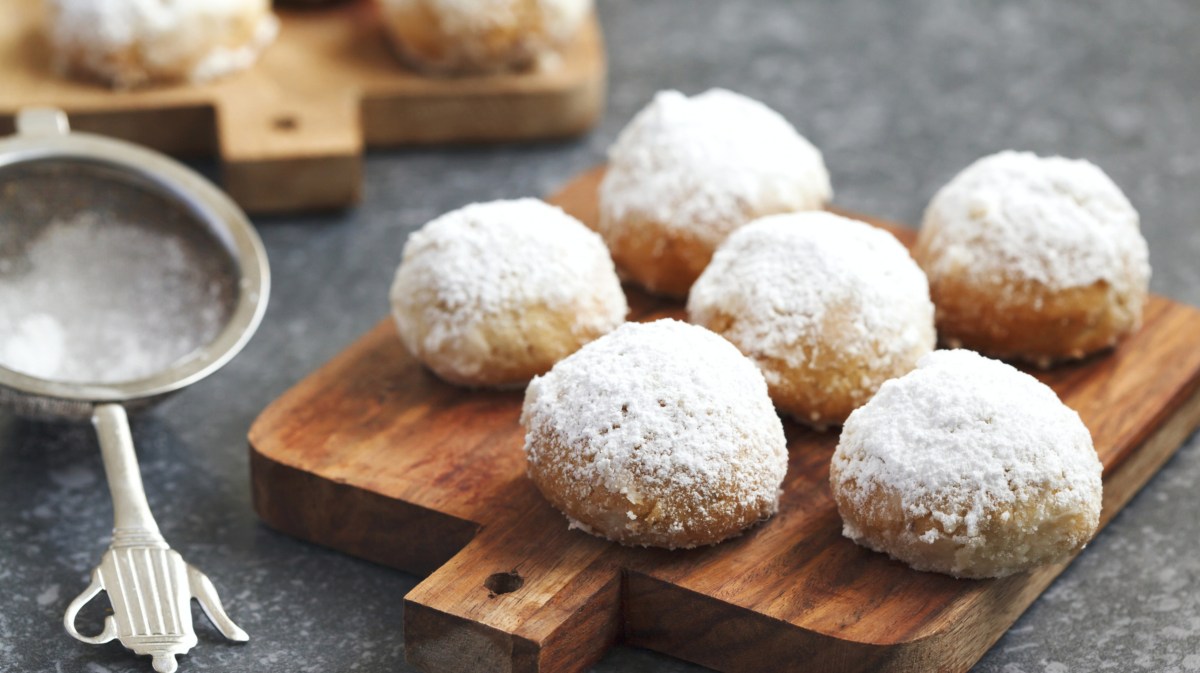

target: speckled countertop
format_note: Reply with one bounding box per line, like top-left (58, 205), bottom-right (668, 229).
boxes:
top-left (2, 1), bottom-right (1199, 672)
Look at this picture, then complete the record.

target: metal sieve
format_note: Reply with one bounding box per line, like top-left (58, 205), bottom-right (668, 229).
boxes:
top-left (0, 108), bottom-right (270, 673)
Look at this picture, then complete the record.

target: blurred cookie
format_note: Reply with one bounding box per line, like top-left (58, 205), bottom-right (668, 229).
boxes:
top-left (377, 0), bottom-right (592, 74)
top-left (43, 0), bottom-right (279, 88)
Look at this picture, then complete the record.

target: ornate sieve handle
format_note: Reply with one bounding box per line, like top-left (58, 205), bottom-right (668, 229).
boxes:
top-left (64, 404), bottom-right (248, 673)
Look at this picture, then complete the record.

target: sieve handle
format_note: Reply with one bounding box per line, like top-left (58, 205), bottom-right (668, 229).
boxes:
top-left (71, 404), bottom-right (248, 672)
top-left (16, 107), bottom-right (69, 137)
top-left (92, 404), bottom-right (163, 542)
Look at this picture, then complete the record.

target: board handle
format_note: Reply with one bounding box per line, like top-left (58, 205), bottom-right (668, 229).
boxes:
top-left (404, 484), bottom-right (623, 673)
top-left (215, 93), bottom-right (362, 213)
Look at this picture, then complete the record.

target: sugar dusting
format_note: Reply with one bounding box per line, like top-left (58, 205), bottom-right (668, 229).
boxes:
top-left (919, 151), bottom-right (1151, 295)
top-left (599, 89), bottom-right (832, 249)
top-left (0, 314), bottom-right (66, 381)
top-left (522, 319), bottom-right (788, 543)
top-left (688, 212), bottom-right (935, 381)
top-left (0, 198), bottom-right (234, 384)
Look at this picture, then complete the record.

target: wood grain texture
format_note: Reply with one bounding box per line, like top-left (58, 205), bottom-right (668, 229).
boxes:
top-left (248, 165), bottom-right (1200, 673)
top-left (0, 0), bottom-right (605, 213)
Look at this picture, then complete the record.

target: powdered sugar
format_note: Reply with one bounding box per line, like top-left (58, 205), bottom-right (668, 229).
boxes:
top-left (598, 89), bottom-right (832, 250)
top-left (0, 314), bottom-right (66, 381)
top-left (0, 211), bottom-right (234, 384)
top-left (44, 0), bottom-right (277, 86)
top-left (832, 349), bottom-right (1102, 548)
top-left (389, 198), bottom-right (627, 370)
top-left (688, 212), bottom-right (935, 382)
top-left (919, 151), bottom-right (1150, 295)
top-left (522, 319), bottom-right (787, 534)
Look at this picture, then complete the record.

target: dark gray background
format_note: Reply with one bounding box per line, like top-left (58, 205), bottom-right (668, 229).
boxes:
top-left (2, 1), bottom-right (1199, 671)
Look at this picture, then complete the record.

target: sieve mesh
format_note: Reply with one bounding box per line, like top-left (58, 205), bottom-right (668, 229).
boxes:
top-left (0, 159), bottom-right (239, 389)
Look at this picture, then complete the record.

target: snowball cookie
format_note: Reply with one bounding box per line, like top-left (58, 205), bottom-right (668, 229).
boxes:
top-left (42, 0), bottom-right (279, 88)
top-left (914, 151), bottom-right (1151, 367)
top-left (522, 319), bottom-right (788, 549)
top-left (688, 212), bottom-right (935, 428)
top-left (830, 349), bottom-right (1103, 579)
top-left (377, 0), bottom-right (593, 75)
top-left (390, 199), bottom-right (627, 389)
top-left (598, 89), bottom-right (832, 298)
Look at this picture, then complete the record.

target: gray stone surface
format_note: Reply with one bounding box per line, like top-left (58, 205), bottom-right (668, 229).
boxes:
top-left (2, 0), bottom-right (1199, 671)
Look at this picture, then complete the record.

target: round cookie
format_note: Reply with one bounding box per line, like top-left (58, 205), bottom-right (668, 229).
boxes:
top-left (830, 349), bottom-right (1103, 579)
top-left (688, 212), bottom-right (935, 428)
top-left (43, 0), bottom-right (279, 88)
top-left (522, 319), bottom-right (788, 549)
top-left (914, 151), bottom-right (1150, 367)
top-left (377, 0), bottom-right (593, 75)
top-left (390, 198), bottom-right (627, 389)
top-left (598, 89), bottom-right (832, 298)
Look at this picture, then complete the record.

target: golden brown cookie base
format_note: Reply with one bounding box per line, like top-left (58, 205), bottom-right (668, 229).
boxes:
top-left (601, 212), bottom-right (715, 299)
top-left (830, 475), bottom-right (1096, 579)
top-left (526, 428), bottom-right (777, 549)
top-left (406, 297), bottom-right (616, 389)
top-left (924, 272), bottom-right (1143, 367)
top-left (698, 304), bottom-right (930, 428)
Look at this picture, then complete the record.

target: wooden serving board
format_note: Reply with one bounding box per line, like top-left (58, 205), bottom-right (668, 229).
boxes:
top-left (0, 0), bottom-right (605, 213)
top-left (249, 167), bottom-right (1200, 673)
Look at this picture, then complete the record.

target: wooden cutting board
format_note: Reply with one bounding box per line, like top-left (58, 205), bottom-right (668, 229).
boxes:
top-left (0, 0), bottom-right (605, 213)
top-left (249, 166), bottom-right (1200, 673)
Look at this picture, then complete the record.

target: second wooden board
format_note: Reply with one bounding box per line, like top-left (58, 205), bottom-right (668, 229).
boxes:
top-left (249, 167), bottom-right (1200, 673)
top-left (0, 0), bottom-right (605, 213)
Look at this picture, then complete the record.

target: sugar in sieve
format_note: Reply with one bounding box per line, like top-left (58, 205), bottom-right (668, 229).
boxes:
top-left (0, 108), bottom-right (270, 673)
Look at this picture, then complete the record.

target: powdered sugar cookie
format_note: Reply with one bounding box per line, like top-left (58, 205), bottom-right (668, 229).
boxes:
top-left (522, 319), bottom-right (788, 549)
top-left (830, 349), bottom-right (1103, 579)
top-left (43, 0), bottom-right (278, 88)
top-left (914, 151), bottom-right (1150, 367)
top-left (688, 212), bottom-right (935, 427)
top-left (377, 0), bottom-right (593, 74)
top-left (390, 199), bottom-right (627, 388)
